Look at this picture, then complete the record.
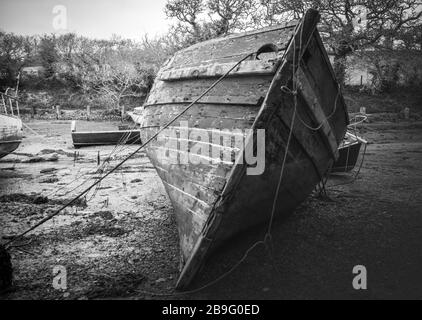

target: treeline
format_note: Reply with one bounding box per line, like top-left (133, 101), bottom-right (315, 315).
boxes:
top-left (0, 0), bottom-right (421, 112)
top-left (0, 32), bottom-right (184, 109)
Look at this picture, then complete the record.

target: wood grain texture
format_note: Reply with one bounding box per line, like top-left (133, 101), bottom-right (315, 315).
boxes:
top-left (71, 130), bottom-right (141, 148)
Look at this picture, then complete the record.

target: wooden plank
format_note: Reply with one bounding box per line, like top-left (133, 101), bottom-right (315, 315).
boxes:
top-left (146, 76), bottom-right (273, 106)
top-left (158, 59), bottom-right (280, 81)
top-left (142, 103), bottom-right (258, 131)
top-left (346, 131), bottom-right (368, 144)
top-left (296, 67), bottom-right (340, 160)
top-left (71, 130), bottom-right (141, 148)
top-left (300, 34), bottom-right (349, 144)
top-left (169, 25), bottom-right (296, 68)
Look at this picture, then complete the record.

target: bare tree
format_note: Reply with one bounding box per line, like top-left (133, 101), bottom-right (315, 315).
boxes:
top-left (258, 0), bottom-right (422, 84)
top-left (165, 0), bottom-right (204, 38)
top-left (0, 32), bottom-right (33, 87)
top-left (165, 0), bottom-right (258, 43)
top-left (207, 0), bottom-right (255, 35)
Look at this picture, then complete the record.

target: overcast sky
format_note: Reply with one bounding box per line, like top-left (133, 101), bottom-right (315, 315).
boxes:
top-left (0, 0), bottom-right (170, 40)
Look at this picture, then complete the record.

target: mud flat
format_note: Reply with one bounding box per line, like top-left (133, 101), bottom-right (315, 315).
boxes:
top-left (1, 119), bottom-right (422, 299)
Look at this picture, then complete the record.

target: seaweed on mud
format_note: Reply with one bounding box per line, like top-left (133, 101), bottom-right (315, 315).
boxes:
top-left (82, 224), bottom-right (127, 238)
top-left (0, 194), bottom-right (49, 204)
top-left (38, 149), bottom-right (75, 158)
top-left (0, 193), bottom-right (87, 208)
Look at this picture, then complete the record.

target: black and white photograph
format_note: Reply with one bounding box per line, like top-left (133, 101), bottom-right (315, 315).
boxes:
top-left (0, 0), bottom-right (421, 303)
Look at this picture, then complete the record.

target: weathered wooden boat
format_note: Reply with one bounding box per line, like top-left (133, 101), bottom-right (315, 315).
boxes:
top-left (71, 121), bottom-right (141, 148)
top-left (131, 9), bottom-right (349, 289)
top-left (331, 131), bottom-right (367, 173)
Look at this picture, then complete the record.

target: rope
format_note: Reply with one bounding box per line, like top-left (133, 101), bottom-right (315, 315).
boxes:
top-left (4, 51), bottom-right (255, 248)
top-left (47, 122), bottom-right (144, 200)
top-left (348, 114), bottom-right (368, 128)
top-left (21, 122), bottom-right (44, 137)
top-left (296, 83), bottom-right (341, 131)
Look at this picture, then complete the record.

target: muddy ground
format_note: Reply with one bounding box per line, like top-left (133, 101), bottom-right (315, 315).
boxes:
top-left (0, 119), bottom-right (421, 300)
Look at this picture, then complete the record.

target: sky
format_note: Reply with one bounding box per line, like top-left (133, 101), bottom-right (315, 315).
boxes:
top-left (0, 0), bottom-right (170, 40)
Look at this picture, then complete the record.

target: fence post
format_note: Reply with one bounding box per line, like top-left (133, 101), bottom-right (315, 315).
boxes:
top-left (31, 105), bottom-right (36, 118)
top-left (1, 94), bottom-right (7, 115)
top-left (16, 100), bottom-right (20, 118)
top-left (404, 107), bottom-right (410, 120)
top-left (8, 98), bottom-right (13, 116)
top-left (121, 105), bottom-right (125, 122)
top-left (86, 105), bottom-right (91, 121)
top-left (56, 105), bottom-right (61, 119)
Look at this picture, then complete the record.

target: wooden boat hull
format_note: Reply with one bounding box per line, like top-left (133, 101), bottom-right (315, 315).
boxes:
top-left (72, 130), bottom-right (141, 148)
top-left (133, 9), bottom-right (349, 289)
top-left (0, 115), bottom-right (23, 159)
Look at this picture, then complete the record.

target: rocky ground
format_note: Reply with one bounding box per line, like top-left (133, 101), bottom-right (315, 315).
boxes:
top-left (0, 118), bottom-right (421, 300)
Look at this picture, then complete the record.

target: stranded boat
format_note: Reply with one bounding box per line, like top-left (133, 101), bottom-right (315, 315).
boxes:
top-left (0, 90), bottom-right (23, 159)
top-left (331, 131), bottom-right (367, 173)
top-left (71, 121), bottom-right (141, 148)
top-left (131, 9), bottom-right (349, 289)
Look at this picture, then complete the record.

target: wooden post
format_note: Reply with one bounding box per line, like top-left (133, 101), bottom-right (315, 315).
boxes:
top-left (71, 121), bottom-right (76, 132)
top-left (15, 72), bottom-right (20, 117)
top-left (404, 107), bottom-right (410, 120)
top-left (8, 97), bottom-right (13, 116)
top-left (86, 105), bottom-right (91, 121)
top-left (16, 100), bottom-right (20, 118)
top-left (1, 94), bottom-right (7, 115)
top-left (121, 105), bottom-right (125, 122)
top-left (56, 105), bottom-right (61, 119)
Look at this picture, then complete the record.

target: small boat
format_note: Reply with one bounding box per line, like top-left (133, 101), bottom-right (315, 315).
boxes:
top-left (71, 121), bottom-right (141, 148)
top-left (331, 131), bottom-right (367, 173)
top-left (132, 9), bottom-right (349, 289)
top-left (0, 90), bottom-right (23, 159)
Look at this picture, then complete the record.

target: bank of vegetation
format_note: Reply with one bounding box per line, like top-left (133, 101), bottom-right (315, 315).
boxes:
top-left (1, 0), bottom-right (421, 118)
